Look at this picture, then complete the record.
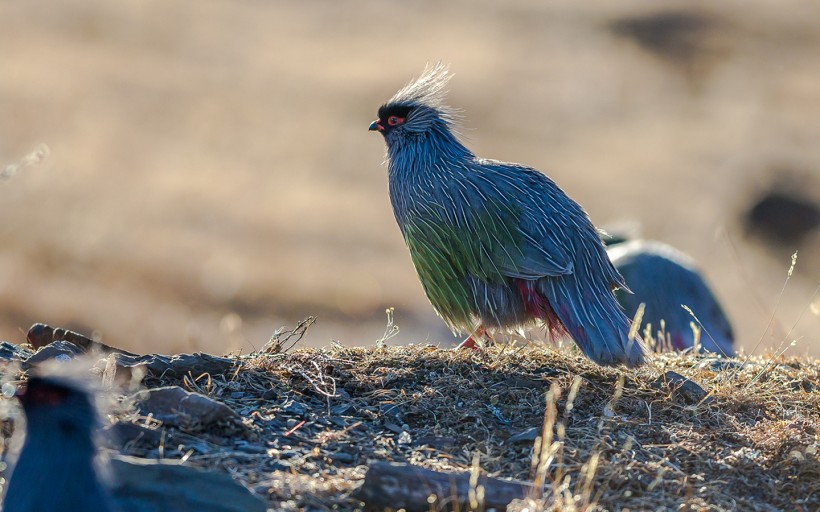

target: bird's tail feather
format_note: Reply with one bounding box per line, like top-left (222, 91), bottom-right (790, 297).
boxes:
top-left (539, 276), bottom-right (646, 367)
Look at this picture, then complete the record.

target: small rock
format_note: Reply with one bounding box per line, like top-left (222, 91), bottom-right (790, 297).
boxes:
top-left (114, 352), bottom-right (238, 379)
top-left (507, 427), bottom-right (540, 445)
top-left (330, 451), bottom-right (355, 464)
top-left (102, 422), bottom-right (165, 449)
top-left (331, 403), bottom-right (353, 416)
top-left (791, 379), bottom-right (815, 393)
top-left (234, 441), bottom-right (268, 454)
top-left (328, 416), bottom-right (348, 428)
top-left (1, 382), bottom-right (16, 398)
top-left (281, 400), bottom-right (307, 416)
top-left (397, 431), bottom-right (412, 445)
top-left (276, 450), bottom-right (300, 460)
top-left (383, 422), bottom-right (404, 435)
top-left (25, 341), bottom-right (86, 365)
top-left (130, 386), bottom-right (241, 428)
top-left (264, 459), bottom-right (291, 471)
top-left (651, 371), bottom-right (711, 405)
top-left (414, 436), bottom-right (457, 451)
top-left (379, 403), bottom-right (403, 423)
top-left (25, 322), bottom-right (53, 349)
top-left (109, 454), bottom-right (266, 512)
top-left (26, 323), bottom-right (139, 356)
top-left (0, 341), bottom-right (32, 362)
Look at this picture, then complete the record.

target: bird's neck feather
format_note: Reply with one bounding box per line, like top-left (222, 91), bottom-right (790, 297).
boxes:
top-left (387, 122), bottom-right (473, 173)
top-left (386, 123), bottom-right (473, 227)
top-left (387, 123), bottom-right (473, 200)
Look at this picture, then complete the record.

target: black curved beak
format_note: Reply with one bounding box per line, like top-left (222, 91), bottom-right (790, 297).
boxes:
top-left (368, 120), bottom-right (382, 132)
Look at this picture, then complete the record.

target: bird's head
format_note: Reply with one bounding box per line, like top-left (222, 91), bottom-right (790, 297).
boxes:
top-left (369, 63), bottom-right (459, 149)
top-left (16, 372), bottom-right (100, 442)
top-left (368, 104), bottom-right (413, 136)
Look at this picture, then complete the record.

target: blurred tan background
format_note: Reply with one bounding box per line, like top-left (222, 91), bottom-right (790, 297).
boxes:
top-left (1, 0), bottom-right (818, 356)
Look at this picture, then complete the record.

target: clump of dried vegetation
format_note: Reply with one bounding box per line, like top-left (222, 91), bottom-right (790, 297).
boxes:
top-left (115, 327), bottom-right (818, 512)
top-left (1, 317), bottom-right (817, 511)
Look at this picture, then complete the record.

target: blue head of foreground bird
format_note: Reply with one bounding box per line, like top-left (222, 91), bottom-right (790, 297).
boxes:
top-left (606, 238), bottom-right (735, 356)
top-left (3, 371), bottom-right (116, 512)
top-left (369, 63), bottom-right (645, 367)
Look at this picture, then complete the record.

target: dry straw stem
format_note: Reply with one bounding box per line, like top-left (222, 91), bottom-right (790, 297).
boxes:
top-left (41, 335), bottom-right (808, 512)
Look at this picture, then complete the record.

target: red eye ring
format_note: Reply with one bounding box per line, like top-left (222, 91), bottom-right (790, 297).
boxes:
top-left (387, 116), bottom-right (405, 126)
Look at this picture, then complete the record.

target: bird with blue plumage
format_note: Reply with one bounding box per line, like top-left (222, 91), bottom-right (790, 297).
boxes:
top-left (606, 238), bottom-right (735, 356)
top-left (369, 63), bottom-right (645, 367)
top-left (3, 369), bottom-right (116, 512)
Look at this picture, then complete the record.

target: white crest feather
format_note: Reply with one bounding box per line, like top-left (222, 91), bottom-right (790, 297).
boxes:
top-left (384, 62), bottom-right (461, 133)
top-left (389, 62), bottom-right (452, 109)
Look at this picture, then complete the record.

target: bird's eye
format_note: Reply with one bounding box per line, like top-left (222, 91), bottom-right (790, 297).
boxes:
top-left (387, 116), bottom-right (405, 126)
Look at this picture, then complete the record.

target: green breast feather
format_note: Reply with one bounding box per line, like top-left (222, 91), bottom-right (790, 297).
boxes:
top-left (403, 198), bottom-right (523, 331)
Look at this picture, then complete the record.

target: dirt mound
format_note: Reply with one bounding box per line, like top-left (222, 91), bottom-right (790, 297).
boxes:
top-left (2, 327), bottom-right (818, 511)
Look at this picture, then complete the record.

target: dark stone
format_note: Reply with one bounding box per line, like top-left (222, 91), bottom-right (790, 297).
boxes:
top-left (101, 422), bottom-right (165, 449)
top-left (383, 422), bottom-right (404, 435)
top-left (330, 403), bottom-right (354, 416)
top-left (0, 341), bottom-right (33, 362)
top-left (281, 400), bottom-right (307, 416)
top-left (414, 435), bottom-right (457, 451)
top-left (129, 386), bottom-right (241, 428)
top-left (329, 451), bottom-right (355, 464)
top-left (651, 371), bottom-right (711, 405)
top-left (379, 403), bottom-right (403, 423)
top-left (113, 352), bottom-right (239, 379)
top-left (506, 427), bottom-right (540, 445)
top-left (25, 340), bottom-right (86, 365)
top-left (26, 323), bottom-right (139, 356)
top-left (109, 454), bottom-right (266, 512)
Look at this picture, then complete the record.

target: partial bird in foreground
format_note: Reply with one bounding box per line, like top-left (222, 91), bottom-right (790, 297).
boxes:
top-left (369, 64), bottom-right (645, 366)
top-left (2, 363), bottom-right (267, 512)
top-left (3, 371), bottom-right (117, 512)
top-left (606, 238), bottom-right (735, 356)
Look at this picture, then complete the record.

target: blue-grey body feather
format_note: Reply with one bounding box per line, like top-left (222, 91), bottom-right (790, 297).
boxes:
top-left (607, 239), bottom-right (735, 356)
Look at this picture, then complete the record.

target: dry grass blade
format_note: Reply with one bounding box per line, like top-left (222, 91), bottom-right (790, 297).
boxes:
top-left (262, 316), bottom-right (316, 354)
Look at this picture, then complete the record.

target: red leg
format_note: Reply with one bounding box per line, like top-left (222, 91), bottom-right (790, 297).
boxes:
top-left (456, 325), bottom-right (486, 351)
